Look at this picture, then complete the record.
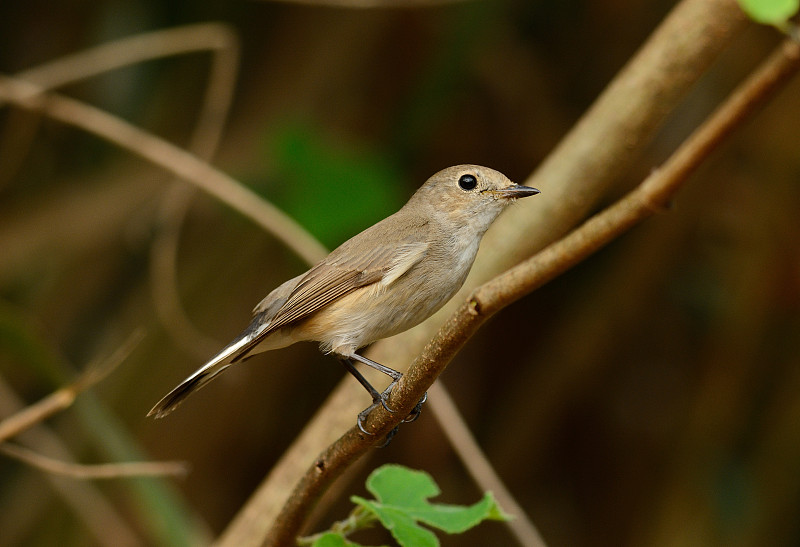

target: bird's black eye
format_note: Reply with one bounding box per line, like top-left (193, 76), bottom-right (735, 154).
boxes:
top-left (458, 174), bottom-right (477, 191)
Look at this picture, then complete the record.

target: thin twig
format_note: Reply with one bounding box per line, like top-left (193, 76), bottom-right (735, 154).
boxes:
top-left (8, 23), bottom-right (237, 91)
top-left (0, 24), bottom-right (242, 355)
top-left (428, 383), bottom-right (547, 547)
top-left (0, 75), bottom-right (328, 266)
top-left (0, 23), bottom-right (239, 189)
top-left (0, 442), bottom-right (189, 479)
top-left (0, 329), bottom-right (144, 443)
top-left (150, 185), bottom-right (226, 358)
top-left (0, 378), bottom-right (143, 547)
top-left (146, 25), bottom-right (243, 358)
top-left (261, 37), bottom-right (800, 547)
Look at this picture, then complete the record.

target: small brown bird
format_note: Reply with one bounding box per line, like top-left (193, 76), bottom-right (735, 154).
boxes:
top-left (149, 165), bottom-right (539, 427)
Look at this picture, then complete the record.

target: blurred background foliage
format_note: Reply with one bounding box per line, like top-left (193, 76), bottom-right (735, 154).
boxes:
top-left (1, 1), bottom-right (799, 546)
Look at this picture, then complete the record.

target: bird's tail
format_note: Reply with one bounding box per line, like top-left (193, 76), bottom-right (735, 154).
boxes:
top-left (147, 319), bottom-right (267, 418)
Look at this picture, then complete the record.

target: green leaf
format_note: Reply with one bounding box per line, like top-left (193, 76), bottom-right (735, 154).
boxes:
top-left (737, 0), bottom-right (799, 24)
top-left (351, 465), bottom-right (510, 547)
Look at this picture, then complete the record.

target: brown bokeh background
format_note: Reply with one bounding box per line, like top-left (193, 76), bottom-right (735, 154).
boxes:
top-left (1, 1), bottom-right (799, 546)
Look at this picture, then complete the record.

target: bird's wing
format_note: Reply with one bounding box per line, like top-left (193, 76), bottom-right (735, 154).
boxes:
top-left (244, 240), bottom-right (429, 347)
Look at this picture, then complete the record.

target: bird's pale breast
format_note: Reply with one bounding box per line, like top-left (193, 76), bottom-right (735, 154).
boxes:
top-left (293, 234), bottom-right (479, 356)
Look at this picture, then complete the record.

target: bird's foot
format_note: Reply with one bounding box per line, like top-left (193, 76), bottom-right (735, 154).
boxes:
top-left (356, 383), bottom-right (428, 447)
top-left (356, 381), bottom-right (397, 435)
top-left (356, 406), bottom-right (399, 448)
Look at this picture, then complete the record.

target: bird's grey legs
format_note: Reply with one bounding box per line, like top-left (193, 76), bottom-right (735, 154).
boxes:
top-left (347, 354), bottom-right (427, 423)
top-left (338, 354), bottom-right (427, 440)
top-left (339, 358), bottom-right (396, 411)
top-left (348, 353), bottom-right (402, 381)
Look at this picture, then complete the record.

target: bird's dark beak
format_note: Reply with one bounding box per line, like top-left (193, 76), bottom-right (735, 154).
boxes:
top-left (496, 184), bottom-right (540, 199)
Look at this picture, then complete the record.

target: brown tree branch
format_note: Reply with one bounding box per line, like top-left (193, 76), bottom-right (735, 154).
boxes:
top-left (0, 330), bottom-right (144, 443)
top-left (261, 37), bottom-right (800, 546)
top-left (0, 24), bottom-right (243, 357)
top-left (0, 23), bottom-right (239, 188)
top-left (144, 25), bottom-right (244, 359)
top-left (0, 443), bottom-right (189, 479)
top-left (0, 374), bottom-right (145, 547)
top-left (427, 383), bottom-right (548, 547)
top-left (0, 75), bottom-right (328, 266)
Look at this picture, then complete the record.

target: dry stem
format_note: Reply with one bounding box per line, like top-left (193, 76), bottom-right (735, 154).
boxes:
top-left (427, 383), bottom-right (548, 547)
top-left (0, 75), bottom-right (327, 266)
top-left (0, 443), bottom-right (188, 479)
top-left (0, 330), bottom-right (143, 443)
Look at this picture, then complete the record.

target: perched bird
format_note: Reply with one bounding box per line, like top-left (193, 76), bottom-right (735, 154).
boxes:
top-left (148, 165), bottom-right (539, 427)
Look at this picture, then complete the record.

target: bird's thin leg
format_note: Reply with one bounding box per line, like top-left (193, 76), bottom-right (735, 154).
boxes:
top-left (348, 353), bottom-right (402, 381)
top-left (348, 353), bottom-right (403, 414)
top-left (339, 358), bottom-right (382, 403)
top-left (339, 358), bottom-right (399, 438)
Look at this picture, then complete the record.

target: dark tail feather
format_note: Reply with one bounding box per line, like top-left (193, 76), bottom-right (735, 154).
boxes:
top-left (148, 318), bottom-right (268, 418)
top-left (147, 363), bottom-right (230, 418)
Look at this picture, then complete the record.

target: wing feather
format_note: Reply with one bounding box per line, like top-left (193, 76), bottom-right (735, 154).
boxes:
top-left (232, 240), bottom-right (428, 361)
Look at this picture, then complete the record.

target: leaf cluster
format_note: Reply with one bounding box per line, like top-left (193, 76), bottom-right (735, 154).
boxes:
top-left (300, 465), bottom-right (509, 547)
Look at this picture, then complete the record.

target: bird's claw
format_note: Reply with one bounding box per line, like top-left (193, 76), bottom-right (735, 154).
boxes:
top-left (357, 412), bottom-right (399, 448)
top-left (379, 380), bottom-right (399, 413)
top-left (356, 387), bottom-right (428, 445)
top-left (356, 383), bottom-right (396, 435)
top-left (378, 426), bottom-right (399, 448)
top-left (402, 391), bottom-right (428, 423)
top-left (357, 404), bottom-right (376, 435)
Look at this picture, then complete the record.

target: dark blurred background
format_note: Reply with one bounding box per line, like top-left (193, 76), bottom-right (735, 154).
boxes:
top-left (1, 1), bottom-right (799, 546)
